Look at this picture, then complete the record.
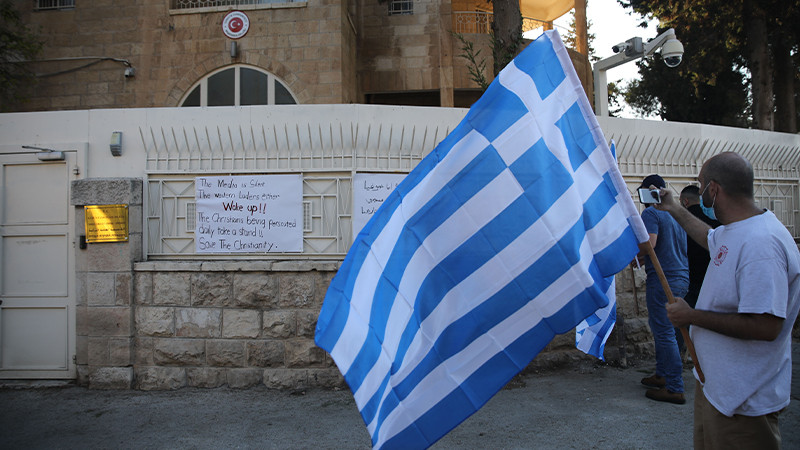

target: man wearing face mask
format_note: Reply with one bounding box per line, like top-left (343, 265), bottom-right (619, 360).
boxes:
top-left (679, 185), bottom-right (720, 308)
top-left (656, 152), bottom-right (800, 449)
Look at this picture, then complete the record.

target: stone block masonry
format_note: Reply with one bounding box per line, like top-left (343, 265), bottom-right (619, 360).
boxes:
top-left (130, 260), bottom-right (655, 391)
top-left (71, 178), bottom-right (657, 391)
top-left (133, 261), bottom-right (343, 391)
top-left (72, 178), bottom-right (143, 389)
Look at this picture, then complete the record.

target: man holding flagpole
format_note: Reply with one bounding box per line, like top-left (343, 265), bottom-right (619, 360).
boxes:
top-left (658, 152), bottom-right (800, 449)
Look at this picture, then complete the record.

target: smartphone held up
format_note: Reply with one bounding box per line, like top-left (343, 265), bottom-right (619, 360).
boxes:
top-left (638, 188), bottom-right (661, 204)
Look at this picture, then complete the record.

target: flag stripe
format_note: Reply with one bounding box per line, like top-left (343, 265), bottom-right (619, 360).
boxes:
top-left (362, 153), bottom-right (636, 438)
top-left (345, 160), bottom-right (522, 390)
top-left (315, 124), bottom-right (482, 356)
top-left (363, 181), bottom-right (637, 433)
top-left (372, 235), bottom-right (611, 447)
top-left (324, 130), bottom-right (494, 371)
top-left (576, 278), bottom-right (617, 359)
top-left (354, 146), bottom-right (606, 414)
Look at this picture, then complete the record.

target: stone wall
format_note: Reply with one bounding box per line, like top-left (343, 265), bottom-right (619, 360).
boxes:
top-left (10, 0), bottom-right (593, 113)
top-left (132, 261), bottom-right (344, 390)
top-left (127, 260), bottom-right (656, 390)
top-left (12, 0), bottom-right (353, 111)
top-left (358, 0), bottom-right (445, 95)
top-left (70, 178), bottom-right (657, 391)
top-left (524, 264), bottom-right (654, 371)
top-left (72, 178), bottom-right (144, 389)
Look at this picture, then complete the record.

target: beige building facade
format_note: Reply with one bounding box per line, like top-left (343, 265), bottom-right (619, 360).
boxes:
top-left (10, 0), bottom-right (587, 112)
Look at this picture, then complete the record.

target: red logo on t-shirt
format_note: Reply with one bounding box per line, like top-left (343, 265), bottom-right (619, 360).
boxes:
top-left (714, 245), bottom-right (728, 266)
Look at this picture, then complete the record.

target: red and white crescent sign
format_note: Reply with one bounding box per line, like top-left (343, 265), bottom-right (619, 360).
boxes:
top-left (222, 11), bottom-right (249, 40)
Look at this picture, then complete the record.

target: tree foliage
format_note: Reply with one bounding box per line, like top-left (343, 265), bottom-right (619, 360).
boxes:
top-left (452, 0), bottom-right (525, 93)
top-left (0, 0), bottom-right (43, 109)
top-left (620, 0), bottom-right (799, 131)
top-left (453, 32), bottom-right (490, 91)
top-left (624, 51), bottom-right (749, 126)
top-left (564, 16), bottom-right (597, 63)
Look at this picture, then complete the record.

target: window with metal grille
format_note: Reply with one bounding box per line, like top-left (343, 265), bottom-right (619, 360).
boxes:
top-left (170, 0), bottom-right (298, 9)
top-left (35, 0), bottom-right (75, 10)
top-left (180, 66), bottom-right (297, 107)
top-left (388, 0), bottom-right (412, 16)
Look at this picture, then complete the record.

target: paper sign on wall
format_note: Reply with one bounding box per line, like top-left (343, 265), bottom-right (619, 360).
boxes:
top-left (352, 173), bottom-right (406, 237)
top-left (195, 175), bottom-right (302, 253)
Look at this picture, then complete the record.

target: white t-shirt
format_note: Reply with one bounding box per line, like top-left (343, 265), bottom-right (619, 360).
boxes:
top-left (692, 210), bottom-right (800, 417)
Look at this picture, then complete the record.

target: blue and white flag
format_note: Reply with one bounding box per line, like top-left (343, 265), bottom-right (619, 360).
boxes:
top-left (575, 140), bottom-right (618, 360)
top-left (315, 31), bottom-right (648, 449)
top-left (575, 278), bottom-right (616, 359)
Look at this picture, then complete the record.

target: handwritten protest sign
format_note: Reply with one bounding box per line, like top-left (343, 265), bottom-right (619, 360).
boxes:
top-left (195, 175), bottom-right (302, 253)
top-left (352, 173), bottom-right (406, 237)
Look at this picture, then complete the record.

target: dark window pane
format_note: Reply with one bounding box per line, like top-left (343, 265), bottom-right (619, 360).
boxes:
top-left (208, 68), bottom-right (235, 106)
top-left (388, 0), bottom-right (413, 15)
top-left (274, 80), bottom-right (297, 104)
top-left (182, 85), bottom-right (201, 107)
top-left (240, 68), bottom-right (269, 105)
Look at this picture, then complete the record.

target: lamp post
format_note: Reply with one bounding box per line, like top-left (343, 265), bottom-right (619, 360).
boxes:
top-left (593, 28), bottom-right (684, 117)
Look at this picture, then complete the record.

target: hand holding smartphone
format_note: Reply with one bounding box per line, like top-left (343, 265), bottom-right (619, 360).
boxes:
top-left (638, 188), bottom-right (661, 204)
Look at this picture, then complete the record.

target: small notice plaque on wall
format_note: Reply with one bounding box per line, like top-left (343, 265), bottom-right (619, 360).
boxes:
top-left (85, 204), bottom-right (129, 243)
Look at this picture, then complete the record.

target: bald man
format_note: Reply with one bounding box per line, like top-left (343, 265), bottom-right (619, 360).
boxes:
top-left (656, 152), bottom-right (800, 449)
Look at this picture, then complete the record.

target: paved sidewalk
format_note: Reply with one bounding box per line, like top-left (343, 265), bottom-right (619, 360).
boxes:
top-left (2, 344), bottom-right (798, 449)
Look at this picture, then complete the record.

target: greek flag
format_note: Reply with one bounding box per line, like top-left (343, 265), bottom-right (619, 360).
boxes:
top-left (575, 141), bottom-right (618, 360)
top-left (575, 278), bottom-right (617, 359)
top-left (315, 31), bottom-right (648, 449)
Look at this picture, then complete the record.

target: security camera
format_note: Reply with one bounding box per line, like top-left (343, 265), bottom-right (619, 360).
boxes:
top-left (124, 67), bottom-right (136, 78)
top-left (612, 42), bottom-right (628, 53)
top-left (661, 38), bottom-right (684, 68)
top-left (613, 37), bottom-right (643, 56)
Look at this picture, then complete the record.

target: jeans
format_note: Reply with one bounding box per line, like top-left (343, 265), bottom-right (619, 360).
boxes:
top-left (646, 275), bottom-right (688, 393)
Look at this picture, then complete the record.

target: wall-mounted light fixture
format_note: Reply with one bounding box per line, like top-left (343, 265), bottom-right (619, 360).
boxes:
top-left (110, 131), bottom-right (123, 156)
top-left (230, 41), bottom-right (238, 58)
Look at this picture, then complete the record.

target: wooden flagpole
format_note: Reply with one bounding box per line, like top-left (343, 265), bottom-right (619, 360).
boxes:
top-left (639, 242), bottom-right (705, 384)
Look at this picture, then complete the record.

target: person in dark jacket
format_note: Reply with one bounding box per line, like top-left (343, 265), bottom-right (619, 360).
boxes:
top-left (679, 185), bottom-right (721, 308)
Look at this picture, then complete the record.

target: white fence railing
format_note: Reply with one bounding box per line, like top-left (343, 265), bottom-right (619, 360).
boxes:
top-left (2, 105), bottom-right (797, 260)
top-left (136, 108), bottom-right (800, 257)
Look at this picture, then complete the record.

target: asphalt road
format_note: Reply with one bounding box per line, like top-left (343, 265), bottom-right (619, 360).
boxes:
top-left (2, 344), bottom-right (798, 449)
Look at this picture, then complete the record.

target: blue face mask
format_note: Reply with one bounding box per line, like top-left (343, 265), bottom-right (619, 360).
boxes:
top-left (700, 183), bottom-right (717, 220)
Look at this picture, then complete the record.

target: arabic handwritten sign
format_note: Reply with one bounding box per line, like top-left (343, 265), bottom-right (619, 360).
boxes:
top-left (352, 173), bottom-right (406, 237)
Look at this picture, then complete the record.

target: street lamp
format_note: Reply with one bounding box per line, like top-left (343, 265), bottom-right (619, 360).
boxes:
top-left (593, 28), bottom-right (684, 116)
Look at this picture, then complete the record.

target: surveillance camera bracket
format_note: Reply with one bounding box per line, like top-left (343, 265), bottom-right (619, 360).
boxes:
top-left (641, 28), bottom-right (679, 58)
top-left (592, 28), bottom-right (682, 116)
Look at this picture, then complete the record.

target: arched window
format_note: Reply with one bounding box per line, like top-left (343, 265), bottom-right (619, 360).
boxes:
top-left (180, 65), bottom-right (297, 107)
